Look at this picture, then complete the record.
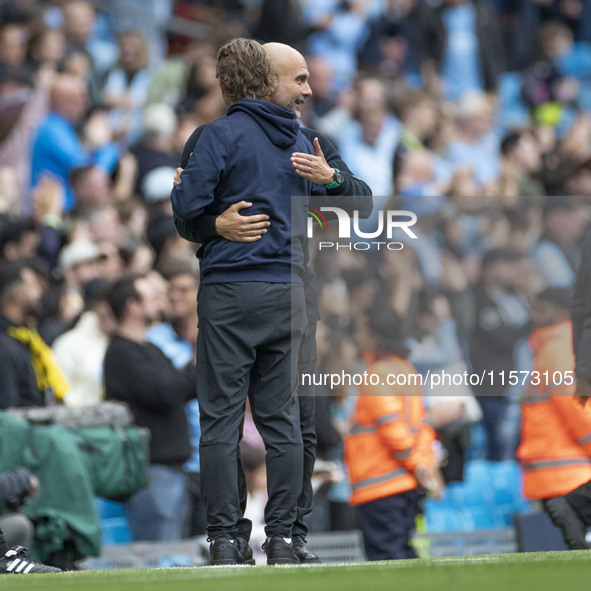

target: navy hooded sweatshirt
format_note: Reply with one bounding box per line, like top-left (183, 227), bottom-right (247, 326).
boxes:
top-left (171, 98), bottom-right (315, 285)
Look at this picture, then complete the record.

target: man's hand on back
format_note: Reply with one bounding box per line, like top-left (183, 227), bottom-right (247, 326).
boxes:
top-left (216, 201), bottom-right (270, 242)
top-left (173, 166), bottom-right (270, 242)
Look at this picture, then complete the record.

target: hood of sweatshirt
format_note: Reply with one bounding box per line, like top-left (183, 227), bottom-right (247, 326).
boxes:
top-left (228, 98), bottom-right (299, 149)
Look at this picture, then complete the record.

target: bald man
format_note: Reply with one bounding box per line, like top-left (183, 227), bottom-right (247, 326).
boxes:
top-left (30, 73), bottom-right (119, 211)
top-left (175, 42), bottom-right (372, 563)
top-left (172, 38), bottom-right (321, 566)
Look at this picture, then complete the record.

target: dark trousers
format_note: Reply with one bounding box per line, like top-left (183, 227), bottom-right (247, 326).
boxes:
top-left (356, 489), bottom-right (422, 561)
top-left (183, 472), bottom-right (207, 537)
top-left (197, 282), bottom-right (305, 539)
top-left (293, 320), bottom-right (318, 538)
top-left (566, 478), bottom-right (591, 526)
top-left (477, 396), bottom-right (521, 462)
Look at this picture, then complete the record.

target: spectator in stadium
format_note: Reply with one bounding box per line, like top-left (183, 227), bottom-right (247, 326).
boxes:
top-left (69, 165), bottom-right (112, 212)
top-left (131, 104), bottom-right (179, 198)
top-left (146, 260), bottom-right (206, 537)
top-left (446, 92), bottom-right (500, 190)
top-left (498, 128), bottom-right (544, 199)
top-left (0, 23), bottom-right (27, 70)
top-left (103, 273), bottom-right (196, 541)
top-left (57, 239), bottom-right (102, 296)
top-left (392, 89), bottom-right (442, 193)
top-left (518, 287), bottom-right (591, 550)
top-left (301, 57), bottom-right (337, 124)
top-left (171, 38), bottom-right (316, 566)
top-left (145, 40), bottom-right (216, 111)
top-left (26, 28), bottom-right (66, 73)
top-left (30, 73), bottom-right (119, 211)
top-left (469, 248), bottom-right (532, 462)
top-left (344, 307), bottom-right (443, 560)
top-left (102, 31), bottom-right (152, 145)
top-left (0, 259), bottom-right (69, 408)
top-left (303, 0), bottom-right (371, 91)
top-left (415, 0), bottom-right (505, 101)
top-left (532, 197), bottom-right (586, 289)
top-left (51, 279), bottom-right (114, 407)
top-left (61, 0), bottom-right (97, 65)
top-left (0, 65), bottom-right (52, 215)
top-left (60, 0), bottom-right (104, 105)
top-left (326, 75), bottom-right (398, 230)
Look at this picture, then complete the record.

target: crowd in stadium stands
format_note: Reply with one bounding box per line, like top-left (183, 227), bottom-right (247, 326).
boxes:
top-left (1, 0), bottom-right (591, 554)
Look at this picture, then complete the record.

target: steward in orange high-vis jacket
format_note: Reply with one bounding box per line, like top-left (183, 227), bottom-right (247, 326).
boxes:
top-left (517, 288), bottom-right (591, 550)
top-left (344, 308), bottom-right (442, 560)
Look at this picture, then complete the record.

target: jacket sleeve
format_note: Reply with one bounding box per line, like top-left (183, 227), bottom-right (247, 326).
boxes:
top-left (179, 125), bottom-right (206, 169)
top-left (170, 125), bottom-right (230, 221)
top-left (368, 395), bottom-right (435, 474)
top-left (361, 363), bottom-right (434, 473)
top-left (174, 213), bottom-right (217, 244)
top-left (105, 344), bottom-right (195, 411)
top-left (553, 395), bottom-right (591, 456)
top-left (536, 339), bottom-right (591, 453)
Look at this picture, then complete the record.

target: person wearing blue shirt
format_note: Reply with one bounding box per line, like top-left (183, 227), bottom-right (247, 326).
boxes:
top-left (30, 73), bottom-right (119, 212)
top-left (146, 264), bottom-right (205, 538)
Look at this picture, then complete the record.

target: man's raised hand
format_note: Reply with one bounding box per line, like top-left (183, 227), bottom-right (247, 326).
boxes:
top-left (291, 137), bottom-right (335, 185)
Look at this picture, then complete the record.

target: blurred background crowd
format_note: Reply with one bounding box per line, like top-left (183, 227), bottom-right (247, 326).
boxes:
top-left (1, 0), bottom-right (591, 555)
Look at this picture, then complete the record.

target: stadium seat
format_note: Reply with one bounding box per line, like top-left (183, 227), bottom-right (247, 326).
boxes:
top-left (95, 498), bottom-right (132, 545)
top-left (461, 506), bottom-right (499, 531)
top-left (100, 518), bottom-right (132, 545)
top-left (95, 498), bottom-right (126, 520)
top-left (425, 502), bottom-right (466, 532)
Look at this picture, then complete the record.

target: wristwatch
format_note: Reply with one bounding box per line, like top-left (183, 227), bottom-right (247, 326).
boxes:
top-left (324, 168), bottom-right (344, 189)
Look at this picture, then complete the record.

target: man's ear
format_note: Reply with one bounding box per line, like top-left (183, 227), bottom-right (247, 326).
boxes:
top-left (267, 72), bottom-right (278, 98)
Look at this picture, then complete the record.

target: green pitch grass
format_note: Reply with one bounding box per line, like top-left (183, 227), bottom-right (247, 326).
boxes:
top-left (2, 551), bottom-right (591, 591)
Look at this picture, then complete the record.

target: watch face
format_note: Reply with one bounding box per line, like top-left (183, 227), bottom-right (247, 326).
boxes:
top-left (334, 169), bottom-right (344, 185)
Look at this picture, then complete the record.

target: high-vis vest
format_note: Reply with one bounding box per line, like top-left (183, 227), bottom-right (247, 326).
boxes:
top-left (344, 355), bottom-right (435, 506)
top-left (517, 321), bottom-right (591, 500)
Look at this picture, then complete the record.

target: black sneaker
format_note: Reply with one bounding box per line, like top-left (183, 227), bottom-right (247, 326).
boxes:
top-left (0, 547), bottom-right (62, 574)
top-left (263, 537), bottom-right (299, 565)
top-left (544, 496), bottom-right (589, 550)
top-left (236, 538), bottom-right (256, 565)
top-left (292, 534), bottom-right (321, 564)
top-left (210, 537), bottom-right (255, 566)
